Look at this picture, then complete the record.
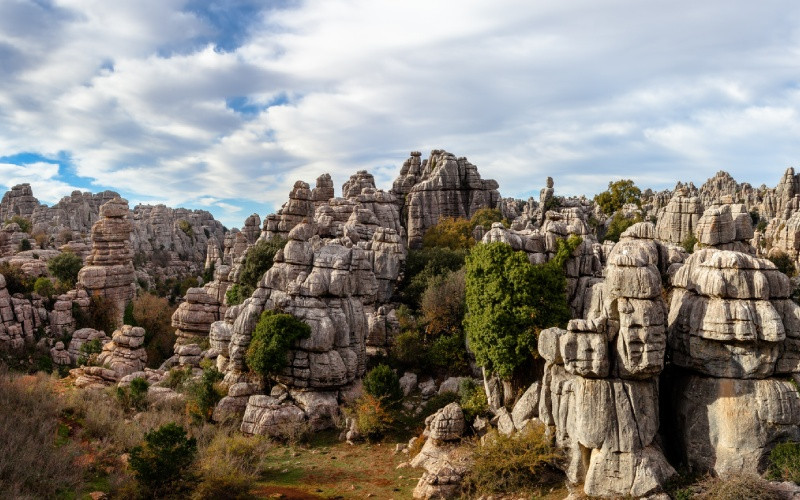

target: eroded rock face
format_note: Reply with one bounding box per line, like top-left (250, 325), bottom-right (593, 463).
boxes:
top-left (77, 198), bottom-right (136, 321)
top-left (262, 181), bottom-right (315, 240)
top-left (655, 189), bottom-right (703, 245)
top-left (171, 287), bottom-right (225, 345)
top-left (412, 403), bottom-right (471, 499)
top-left (0, 184), bottom-right (41, 222)
top-left (95, 325), bottom-right (147, 379)
top-left (668, 247), bottom-right (800, 476)
top-left (393, 150), bottom-right (500, 249)
top-left (537, 225), bottom-right (675, 498)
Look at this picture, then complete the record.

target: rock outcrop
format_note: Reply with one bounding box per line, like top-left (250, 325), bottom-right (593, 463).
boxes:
top-left (262, 181), bottom-right (315, 240)
top-left (537, 222), bottom-right (676, 497)
top-left (668, 248), bottom-right (800, 477)
top-left (655, 188), bottom-right (703, 246)
top-left (94, 325), bottom-right (147, 380)
top-left (76, 198), bottom-right (136, 321)
top-left (393, 150), bottom-right (500, 248)
top-left (411, 403), bottom-right (472, 499)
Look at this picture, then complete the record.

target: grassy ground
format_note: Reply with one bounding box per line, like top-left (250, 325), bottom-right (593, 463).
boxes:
top-left (253, 431), bottom-right (419, 499)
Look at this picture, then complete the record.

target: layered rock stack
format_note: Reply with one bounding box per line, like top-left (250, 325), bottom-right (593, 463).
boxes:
top-left (95, 325), bottom-right (147, 379)
top-left (668, 248), bottom-right (800, 477)
top-left (392, 150), bottom-right (500, 249)
top-left (171, 287), bottom-right (225, 345)
top-left (77, 198), bottom-right (136, 322)
top-left (654, 188), bottom-right (703, 246)
top-left (410, 402), bottom-right (472, 499)
top-left (694, 203), bottom-right (755, 253)
top-left (0, 275), bottom-right (48, 350)
top-left (262, 181), bottom-right (315, 240)
top-left (312, 174), bottom-right (335, 207)
top-left (537, 222), bottom-right (676, 497)
top-left (0, 183), bottom-right (41, 221)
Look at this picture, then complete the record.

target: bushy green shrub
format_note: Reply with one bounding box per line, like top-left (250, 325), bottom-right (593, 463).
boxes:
top-left (202, 262), bottom-right (215, 284)
top-left (18, 238), bottom-right (31, 252)
top-left (682, 233), bottom-right (698, 254)
top-left (768, 441), bottom-right (800, 483)
top-left (129, 422), bottom-right (197, 497)
top-left (116, 377), bottom-right (150, 411)
top-left (462, 423), bottom-right (562, 496)
top-left (757, 220), bottom-right (768, 233)
top-left (235, 237), bottom-right (287, 300)
top-left (0, 262), bottom-right (33, 295)
top-left (464, 239), bottom-right (576, 379)
top-left (130, 293), bottom-right (177, 368)
top-left (245, 310), bottom-right (310, 378)
top-left (47, 251), bottom-right (82, 288)
top-left (604, 212), bottom-right (640, 243)
top-left (769, 252), bottom-right (796, 277)
top-left (33, 277), bottom-right (55, 298)
top-left (178, 220), bottom-right (193, 238)
top-left (460, 378), bottom-right (488, 424)
top-left (77, 339), bottom-right (102, 366)
top-left (186, 364), bottom-right (225, 422)
top-left (426, 331), bottom-right (469, 374)
top-left (594, 179), bottom-right (642, 215)
top-left (399, 247), bottom-right (467, 306)
top-left (225, 283), bottom-right (243, 306)
top-left (6, 216), bottom-right (31, 233)
top-left (363, 364), bottom-right (403, 408)
top-left (390, 329), bottom-right (426, 370)
top-left (421, 268), bottom-right (465, 335)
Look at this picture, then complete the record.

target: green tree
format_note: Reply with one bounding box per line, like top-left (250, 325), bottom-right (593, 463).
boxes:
top-left (129, 423), bottom-right (197, 497)
top-left (464, 238), bottom-right (577, 379)
top-left (604, 212), bottom-right (641, 243)
top-left (47, 251), bottom-right (83, 288)
top-left (363, 364), bottom-right (403, 408)
top-left (229, 237), bottom-right (287, 305)
top-left (470, 208), bottom-right (507, 230)
top-left (594, 179), bottom-right (642, 215)
top-left (33, 277), bottom-right (55, 298)
top-left (245, 310), bottom-right (311, 378)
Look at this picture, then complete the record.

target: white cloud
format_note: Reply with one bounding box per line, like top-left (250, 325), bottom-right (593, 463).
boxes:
top-left (0, 162), bottom-right (80, 203)
top-left (1, 0), bottom-right (800, 228)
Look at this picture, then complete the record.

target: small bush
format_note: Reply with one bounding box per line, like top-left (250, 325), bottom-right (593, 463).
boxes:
top-left (33, 277), bottom-right (55, 298)
top-left (421, 268), bottom-right (466, 335)
top-left (74, 295), bottom-right (119, 334)
top-left (178, 219), bottom-right (193, 238)
top-left (390, 329), bottom-right (426, 370)
top-left (426, 331), bottom-right (469, 374)
top-left (186, 364), bottom-right (225, 422)
top-left (202, 262), bottom-right (215, 284)
top-left (768, 440), bottom-right (800, 483)
top-left (769, 252), bottom-right (796, 277)
top-left (77, 338), bottom-right (102, 366)
top-left (163, 366), bottom-right (193, 391)
top-left (130, 293), bottom-right (177, 368)
top-left (245, 310), bottom-right (311, 378)
top-left (757, 220), bottom-right (768, 233)
top-left (604, 212), bottom-right (640, 243)
top-left (399, 247), bottom-right (467, 307)
top-left (460, 379), bottom-right (489, 424)
top-left (129, 422), bottom-right (197, 498)
top-left (594, 179), bottom-right (642, 215)
top-left (470, 208), bottom-right (507, 230)
top-left (225, 283), bottom-right (244, 306)
top-left (363, 364), bottom-right (403, 408)
top-left (47, 251), bottom-right (83, 288)
top-left (193, 430), bottom-right (271, 500)
top-left (355, 393), bottom-right (394, 440)
top-left (463, 423), bottom-right (562, 496)
top-left (682, 233), bottom-right (698, 254)
top-left (235, 237), bottom-right (287, 300)
top-left (32, 230), bottom-right (48, 249)
top-left (0, 262), bottom-right (33, 295)
top-left (422, 217), bottom-right (475, 249)
top-left (18, 238), bottom-right (31, 252)
top-left (116, 377), bottom-right (150, 412)
top-left (6, 215), bottom-right (31, 233)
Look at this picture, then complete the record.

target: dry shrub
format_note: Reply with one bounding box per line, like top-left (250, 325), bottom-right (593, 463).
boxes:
top-left (462, 422), bottom-right (562, 496)
top-left (355, 393), bottom-right (395, 440)
top-left (130, 293), bottom-right (177, 367)
top-left (192, 427), bottom-right (272, 499)
top-left (690, 474), bottom-right (782, 500)
top-left (0, 368), bottom-right (85, 497)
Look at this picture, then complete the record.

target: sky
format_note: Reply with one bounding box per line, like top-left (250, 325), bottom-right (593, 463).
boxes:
top-left (1, 0), bottom-right (800, 228)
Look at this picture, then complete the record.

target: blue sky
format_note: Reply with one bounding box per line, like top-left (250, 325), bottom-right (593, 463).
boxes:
top-left (1, 1), bottom-right (800, 228)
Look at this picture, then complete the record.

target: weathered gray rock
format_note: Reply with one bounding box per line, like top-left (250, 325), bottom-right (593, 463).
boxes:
top-left (411, 403), bottom-right (471, 499)
top-left (94, 325), bottom-right (147, 379)
top-left (655, 189), bottom-right (703, 245)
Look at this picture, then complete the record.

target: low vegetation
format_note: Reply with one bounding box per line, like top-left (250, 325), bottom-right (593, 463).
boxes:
top-left (226, 237), bottom-right (287, 305)
top-left (246, 309), bottom-right (311, 378)
top-left (48, 250), bottom-right (83, 288)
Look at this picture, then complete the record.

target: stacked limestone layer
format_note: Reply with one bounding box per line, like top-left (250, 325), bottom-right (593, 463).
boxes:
top-left (0, 272), bottom-right (49, 350)
top-left (171, 287), bottom-right (226, 344)
top-left (668, 248), bottom-right (800, 476)
top-left (312, 174), bottom-right (335, 208)
top-left (31, 189), bottom-right (119, 242)
top-left (392, 150), bottom-right (500, 249)
top-left (66, 328), bottom-right (109, 363)
top-left (365, 305), bottom-right (399, 351)
top-left (49, 289), bottom-right (91, 337)
top-left (77, 198), bottom-right (136, 320)
top-left (694, 203), bottom-right (755, 253)
top-left (0, 184), bottom-right (41, 222)
top-left (94, 325), bottom-right (147, 379)
top-left (411, 402), bottom-right (471, 499)
top-left (537, 222), bottom-right (676, 498)
top-left (262, 181), bottom-right (315, 240)
top-left (0, 222), bottom-right (31, 258)
top-left (211, 219), bottom-right (404, 435)
top-left (654, 188), bottom-right (703, 245)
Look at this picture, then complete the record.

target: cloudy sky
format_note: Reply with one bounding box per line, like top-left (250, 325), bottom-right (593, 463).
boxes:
top-left (1, 0), bottom-right (799, 228)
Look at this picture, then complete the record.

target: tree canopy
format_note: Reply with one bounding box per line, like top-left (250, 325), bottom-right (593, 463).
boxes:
top-left (464, 237), bottom-right (579, 379)
top-left (594, 179), bottom-right (642, 215)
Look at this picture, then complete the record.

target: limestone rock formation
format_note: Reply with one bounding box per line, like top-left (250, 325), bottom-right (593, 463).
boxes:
top-left (67, 327), bottom-right (109, 363)
top-left (694, 203), bottom-right (754, 253)
top-left (0, 184), bottom-right (41, 222)
top-left (171, 287), bottom-right (225, 344)
top-left (392, 150), bottom-right (500, 248)
top-left (654, 188), bottom-right (703, 245)
top-left (668, 248), bottom-right (800, 476)
top-left (537, 224), bottom-right (675, 497)
top-left (262, 181), bottom-right (315, 240)
top-left (77, 198), bottom-right (136, 320)
top-left (95, 325), bottom-right (147, 379)
top-left (411, 403), bottom-right (472, 499)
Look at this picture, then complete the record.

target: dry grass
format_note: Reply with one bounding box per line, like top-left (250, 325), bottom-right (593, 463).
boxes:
top-left (677, 474), bottom-right (784, 500)
top-left (0, 367), bottom-right (85, 498)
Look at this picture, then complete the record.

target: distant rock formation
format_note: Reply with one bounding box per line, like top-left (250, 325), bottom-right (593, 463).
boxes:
top-left (77, 198), bottom-right (136, 321)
